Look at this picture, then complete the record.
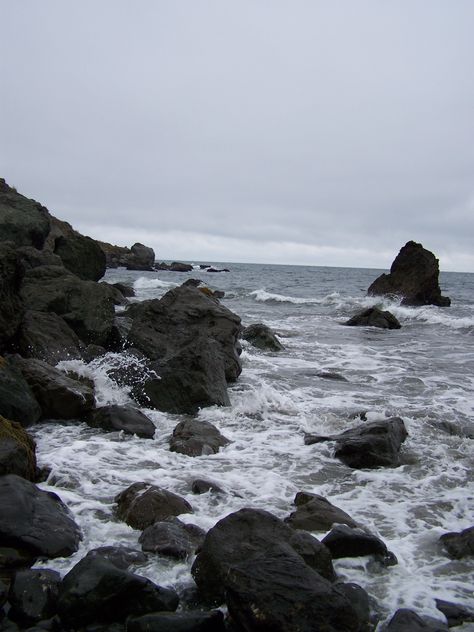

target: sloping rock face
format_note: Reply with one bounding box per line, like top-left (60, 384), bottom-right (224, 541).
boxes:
top-left (0, 243), bottom-right (25, 349)
top-left (285, 492), bottom-right (358, 531)
top-left (0, 179), bottom-right (50, 249)
top-left (368, 241), bottom-right (450, 306)
top-left (17, 310), bottom-right (84, 363)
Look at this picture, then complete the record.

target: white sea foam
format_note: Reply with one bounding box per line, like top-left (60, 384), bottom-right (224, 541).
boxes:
top-left (133, 277), bottom-right (177, 290)
top-left (250, 289), bottom-right (322, 304)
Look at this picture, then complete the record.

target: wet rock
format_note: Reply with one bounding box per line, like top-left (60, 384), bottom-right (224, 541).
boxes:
top-left (206, 267), bottom-right (229, 273)
top-left (169, 419), bottom-right (230, 456)
top-left (191, 508), bottom-right (336, 604)
top-left (115, 482), bottom-right (193, 530)
top-left (87, 405), bottom-right (155, 439)
top-left (17, 311), bottom-right (84, 364)
top-left (0, 474), bottom-right (81, 558)
top-left (344, 307), bottom-right (401, 329)
top-left (306, 417), bottom-right (408, 469)
top-left (241, 323), bottom-right (284, 351)
top-left (435, 420), bottom-right (474, 440)
top-left (8, 569), bottom-right (61, 626)
top-left (126, 243), bottom-right (155, 272)
top-left (0, 179), bottom-right (50, 250)
top-left (139, 518), bottom-right (206, 559)
top-left (14, 357), bottom-right (95, 420)
top-left (321, 524), bottom-right (397, 565)
top-left (169, 262), bottom-right (193, 272)
top-left (126, 610), bottom-right (225, 632)
top-left (191, 479), bottom-right (225, 495)
top-left (0, 243), bottom-right (24, 350)
top-left (285, 491), bottom-right (358, 531)
top-left (435, 598), bottom-right (474, 628)
top-left (367, 241), bottom-right (450, 307)
top-left (0, 416), bottom-right (36, 480)
top-left (316, 372), bottom-right (349, 381)
top-left (0, 357), bottom-right (41, 427)
top-left (57, 555), bottom-right (178, 628)
top-left (439, 526), bottom-right (474, 559)
top-left (84, 546), bottom-right (147, 570)
top-left (384, 608), bottom-right (448, 631)
top-left (0, 547), bottom-right (36, 579)
top-left (112, 282), bottom-right (135, 298)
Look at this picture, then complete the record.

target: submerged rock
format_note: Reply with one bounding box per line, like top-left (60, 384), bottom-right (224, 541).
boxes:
top-left (439, 525), bottom-right (474, 559)
top-left (435, 598), bottom-right (474, 628)
top-left (169, 419), bottom-right (230, 456)
top-left (241, 323), bottom-right (285, 351)
top-left (0, 416), bottom-right (37, 480)
top-left (87, 405), bottom-right (155, 439)
top-left (285, 492), bottom-right (358, 531)
top-left (344, 307), bottom-right (401, 329)
top-left (191, 479), bottom-right (225, 495)
top-left (367, 241), bottom-right (450, 307)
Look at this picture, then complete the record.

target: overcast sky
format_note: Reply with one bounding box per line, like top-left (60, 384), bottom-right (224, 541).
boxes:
top-left (1, 1), bottom-right (473, 271)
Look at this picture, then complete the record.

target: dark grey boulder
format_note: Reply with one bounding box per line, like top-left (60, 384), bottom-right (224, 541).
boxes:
top-left (57, 555), bottom-right (178, 627)
top-left (344, 307), bottom-right (401, 329)
top-left (17, 310), bottom-right (84, 364)
top-left (87, 405), bottom-right (155, 439)
top-left (191, 479), bottom-right (225, 495)
top-left (169, 419), bottom-right (230, 456)
top-left (8, 569), bottom-right (61, 626)
top-left (126, 610), bottom-right (225, 632)
top-left (112, 282), bottom-right (135, 298)
top-left (126, 243), bottom-right (155, 271)
top-left (0, 243), bottom-right (24, 350)
top-left (0, 358), bottom-right (41, 427)
top-left (14, 357), bottom-right (95, 420)
top-left (384, 609), bottom-right (448, 631)
top-left (435, 598), bottom-right (474, 628)
top-left (191, 508), bottom-right (335, 605)
top-left (84, 546), bottom-right (147, 570)
top-left (0, 546), bottom-right (36, 577)
top-left (321, 524), bottom-right (397, 566)
top-left (439, 526), bottom-right (474, 559)
top-left (367, 241), bottom-right (450, 307)
top-left (241, 323), bottom-right (284, 351)
top-left (139, 518), bottom-right (206, 559)
top-left (306, 417), bottom-right (408, 469)
top-left (0, 416), bottom-right (37, 480)
top-left (0, 474), bottom-right (81, 558)
top-left (285, 492), bottom-right (358, 531)
top-left (169, 262), bottom-right (193, 272)
top-left (115, 482), bottom-right (193, 530)
top-left (0, 179), bottom-right (50, 250)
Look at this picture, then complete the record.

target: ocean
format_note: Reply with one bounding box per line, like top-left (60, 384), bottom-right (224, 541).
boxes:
top-left (31, 262), bottom-right (474, 626)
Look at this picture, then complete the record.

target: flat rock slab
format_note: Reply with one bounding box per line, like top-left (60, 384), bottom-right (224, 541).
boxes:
top-left (87, 405), bottom-right (155, 438)
top-left (285, 491), bottom-right (358, 531)
top-left (0, 474), bottom-right (81, 558)
top-left (170, 419), bottom-right (230, 456)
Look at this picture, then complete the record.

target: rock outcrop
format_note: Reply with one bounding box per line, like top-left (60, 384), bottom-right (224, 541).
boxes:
top-left (368, 241), bottom-right (450, 306)
top-left (0, 179), bottom-right (50, 249)
top-left (98, 240), bottom-right (155, 270)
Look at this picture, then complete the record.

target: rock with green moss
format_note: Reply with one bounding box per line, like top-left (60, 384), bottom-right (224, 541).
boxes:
top-left (0, 415), bottom-right (37, 480)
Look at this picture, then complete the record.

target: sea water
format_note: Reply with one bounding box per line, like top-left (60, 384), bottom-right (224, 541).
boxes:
top-left (31, 263), bottom-right (474, 627)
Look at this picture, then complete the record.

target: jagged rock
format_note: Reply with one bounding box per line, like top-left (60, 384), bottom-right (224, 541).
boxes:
top-left (127, 610), bottom-right (225, 632)
top-left (285, 492), bottom-right (358, 531)
top-left (57, 555), bottom-right (178, 627)
top-left (191, 479), bottom-right (225, 495)
top-left (0, 474), bottom-right (81, 558)
top-left (20, 265), bottom-right (116, 347)
top-left (0, 243), bottom-right (24, 350)
top-left (321, 524), bottom-right (397, 566)
top-left (115, 482), bottom-right (193, 530)
top-left (241, 323), bottom-right (284, 351)
top-left (84, 546), bottom-right (147, 569)
top-left (14, 357), bottom-right (95, 420)
top-left (344, 307), bottom-right (401, 329)
top-left (8, 569), bottom-right (61, 626)
top-left (439, 526), bottom-right (474, 559)
top-left (169, 419), bottom-right (230, 456)
top-left (0, 357), bottom-right (41, 427)
top-left (191, 508), bottom-right (336, 604)
top-left (139, 518), bottom-right (206, 559)
top-left (435, 598), bottom-right (474, 628)
top-left (126, 243), bottom-right (155, 271)
top-left (367, 241), bottom-right (450, 307)
top-left (17, 311), bottom-right (83, 363)
top-left (305, 417), bottom-right (408, 469)
top-left (0, 179), bottom-right (50, 249)
top-left (0, 416), bottom-right (36, 480)
top-left (384, 609), bottom-right (448, 631)
top-left (87, 405), bottom-right (155, 439)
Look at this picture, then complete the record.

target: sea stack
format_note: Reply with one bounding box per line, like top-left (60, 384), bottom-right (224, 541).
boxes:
top-left (368, 241), bottom-right (450, 306)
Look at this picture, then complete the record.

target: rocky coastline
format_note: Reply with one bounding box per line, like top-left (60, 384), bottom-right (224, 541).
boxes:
top-left (0, 180), bottom-right (471, 631)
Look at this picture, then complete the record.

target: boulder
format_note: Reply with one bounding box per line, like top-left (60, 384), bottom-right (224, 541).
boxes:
top-left (169, 419), bottom-right (230, 456)
top-left (0, 416), bottom-right (36, 480)
top-left (435, 599), bottom-right (474, 628)
top-left (8, 569), bottom-right (61, 626)
top-left (0, 474), bottom-right (81, 558)
top-left (14, 357), bottom-right (95, 420)
top-left (0, 357), bottom-right (41, 427)
top-left (57, 555), bottom-right (178, 628)
top-left (305, 417), bottom-right (408, 469)
top-left (241, 323), bottom-right (285, 351)
top-left (139, 518), bottom-right (206, 559)
top-left (191, 479), bottom-right (225, 495)
top-left (126, 243), bottom-right (155, 271)
top-left (191, 508), bottom-right (336, 604)
top-left (20, 265), bottom-right (116, 347)
top-left (321, 525), bottom-right (397, 566)
top-left (439, 526), bottom-right (474, 559)
top-left (0, 179), bottom-right (50, 250)
top-left (112, 282), bottom-right (135, 298)
top-left (127, 610), bottom-right (225, 632)
top-left (115, 482), bottom-right (193, 530)
top-left (87, 405), bottom-right (155, 439)
top-left (17, 311), bottom-right (83, 364)
top-left (0, 243), bottom-right (24, 350)
top-left (344, 307), bottom-right (401, 329)
top-left (367, 241), bottom-right (450, 307)
top-left (169, 262), bottom-right (193, 272)
top-left (285, 492), bottom-right (358, 531)
top-left (84, 546), bottom-right (147, 570)
top-left (384, 609), bottom-right (448, 631)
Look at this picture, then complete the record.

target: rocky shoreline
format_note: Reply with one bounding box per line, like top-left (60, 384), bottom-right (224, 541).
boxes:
top-left (0, 180), bottom-right (471, 631)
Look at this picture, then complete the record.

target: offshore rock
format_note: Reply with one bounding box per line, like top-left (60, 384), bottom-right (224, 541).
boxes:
top-left (115, 482), bottom-right (193, 530)
top-left (285, 492), bottom-right (358, 531)
top-left (439, 526), bottom-right (474, 559)
top-left (367, 241), bottom-right (450, 307)
top-left (169, 418), bottom-right (230, 456)
top-left (87, 405), bottom-right (155, 439)
top-left (126, 243), bottom-right (155, 271)
top-left (17, 310), bottom-right (84, 364)
top-left (344, 307), bottom-right (401, 329)
top-left (191, 508), bottom-right (336, 605)
top-left (127, 610), bottom-right (225, 632)
top-left (0, 179), bottom-right (50, 250)
top-left (0, 416), bottom-right (37, 480)
top-left (241, 322), bottom-right (285, 351)
top-left (0, 357), bottom-right (41, 427)
top-left (139, 518), bottom-right (206, 559)
top-left (8, 569), bottom-right (61, 626)
top-left (0, 474), bottom-right (81, 558)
